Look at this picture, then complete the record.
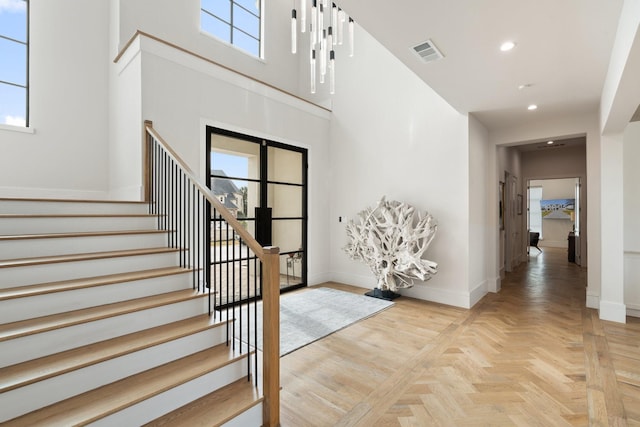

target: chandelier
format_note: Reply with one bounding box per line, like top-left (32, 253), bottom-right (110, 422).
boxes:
top-left (291, 1), bottom-right (354, 94)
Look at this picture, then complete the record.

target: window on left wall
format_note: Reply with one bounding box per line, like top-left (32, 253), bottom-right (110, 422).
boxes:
top-left (200, 0), bottom-right (262, 58)
top-left (0, 0), bottom-right (28, 127)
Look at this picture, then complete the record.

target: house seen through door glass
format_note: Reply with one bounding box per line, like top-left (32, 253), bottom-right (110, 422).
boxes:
top-left (207, 127), bottom-right (307, 306)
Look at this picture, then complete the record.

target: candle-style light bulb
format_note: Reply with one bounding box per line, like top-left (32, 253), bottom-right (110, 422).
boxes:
top-left (318, 3), bottom-right (324, 48)
top-left (320, 29), bottom-right (326, 83)
top-left (300, 0), bottom-right (306, 33)
top-left (329, 50), bottom-right (335, 94)
top-left (310, 49), bottom-right (316, 93)
top-left (291, 9), bottom-right (297, 54)
top-left (311, 0), bottom-right (317, 45)
top-left (332, 4), bottom-right (338, 45)
top-left (338, 8), bottom-right (345, 45)
top-left (348, 17), bottom-right (354, 56)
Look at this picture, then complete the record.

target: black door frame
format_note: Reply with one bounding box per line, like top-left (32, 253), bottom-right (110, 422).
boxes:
top-left (205, 126), bottom-right (308, 293)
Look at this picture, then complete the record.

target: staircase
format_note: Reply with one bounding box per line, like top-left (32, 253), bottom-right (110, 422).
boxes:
top-left (0, 197), bottom-right (263, 426)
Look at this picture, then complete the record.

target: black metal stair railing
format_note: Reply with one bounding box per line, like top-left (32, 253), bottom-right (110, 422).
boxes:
top-left (144, 122), bottom-right (279, 399)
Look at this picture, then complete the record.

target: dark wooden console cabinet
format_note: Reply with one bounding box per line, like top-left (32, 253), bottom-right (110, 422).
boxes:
top-left (568, 232), bottom-right (576, 263)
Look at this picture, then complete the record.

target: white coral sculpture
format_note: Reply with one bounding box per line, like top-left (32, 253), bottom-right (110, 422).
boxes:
top-left (343, 196), bottom-right (438, 292)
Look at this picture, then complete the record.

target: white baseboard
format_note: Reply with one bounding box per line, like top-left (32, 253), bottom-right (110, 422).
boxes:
top-left (488, 276), bottom-right (501, 293)
top-left (469, 280), bottom-right (488, 307)
top-left (586, 292), bottom-right (599, 309)
top-left (330, 271), bottom-right (476, 309)
top-left (329, 271), bottom-right (375, 290)
top-left (0, 186), bottom-right (109, 200)
top-left (307, 271), bottom-right (332, 286)
top-left (624, 252), bottom-right (640, 318)
top-left (599, 300), bottom-right (627, 323)
top-left (626, 303), bottom-right (640, 318)
top-left (400, 283), bottom-right (475, 309)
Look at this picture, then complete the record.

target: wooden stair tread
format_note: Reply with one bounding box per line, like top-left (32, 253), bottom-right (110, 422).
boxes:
top-left (145, 377), bottom-right (263, 427)
top-left (0, 213), bottom-right (158, 218)
top-left (2, 345), bottom-right (250, 426)
top-left (0, 229), bottom-right (168, 241)
top-left (0, 197), bottom-right (147, 204)
top-left (0, 247), bottom-right (181, 269)
top-left (0, 266), bottom-right (191, 301)
top-left (0, 289), bottom-right (203, 342)
top-left (0, 314), bottom-right (224, 393)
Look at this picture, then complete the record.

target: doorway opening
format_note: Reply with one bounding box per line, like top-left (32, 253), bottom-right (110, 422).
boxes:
top-left (206, 126), bottom-right (308, 306)
top-left (527, 177), bottom-right (581, 265)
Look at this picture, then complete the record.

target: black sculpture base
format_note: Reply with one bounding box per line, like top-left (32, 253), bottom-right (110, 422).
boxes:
top-left (365, 288), bottom-right (400, 301)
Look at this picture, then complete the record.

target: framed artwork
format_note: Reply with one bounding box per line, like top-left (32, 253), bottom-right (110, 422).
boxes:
top-left (541, 198), bottom-right (575, 219)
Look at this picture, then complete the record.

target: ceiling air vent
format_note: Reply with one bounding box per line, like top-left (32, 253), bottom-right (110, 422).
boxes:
top-left (412, 39), bottom-right (443, 63)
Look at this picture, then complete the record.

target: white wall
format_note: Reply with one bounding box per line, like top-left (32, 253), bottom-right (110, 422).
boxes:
top-left (116, 0), bottom-right (332, 107)
top-left (624, 121), bottom-right (640, 315)
top-left (598, 0), bottom-right (640, 321)
top-left (328, 26), bottom-right (472, 308)
top-left (0, 0), bottom-right (111, 199)
top-left (109, 34), bottom-right (143, 200)
top-left (624, 122), bottom-right (640, 251)
top-left (469, 115), bottom-right (490, 301)
top-left (600, 0), bottom-right (640, 134)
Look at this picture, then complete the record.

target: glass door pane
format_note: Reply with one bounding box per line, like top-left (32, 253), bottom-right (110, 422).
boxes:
top-left (267, 146), bottom-right (303, 184)
top-left (210, 133), bottom-right (262, 306)
top-left (268, 184), bottom-right (303, 218)
top-left (266, 144), bottom-right (306, 291)
top-left (207, 127), bottom-right (308, 303)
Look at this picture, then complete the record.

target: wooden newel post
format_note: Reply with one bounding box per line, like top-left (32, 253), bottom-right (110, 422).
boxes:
top-left (262, 247), bottom-right (280, 427)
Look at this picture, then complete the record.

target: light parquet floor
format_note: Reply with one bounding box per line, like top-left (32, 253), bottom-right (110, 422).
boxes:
top-left (280, 248), bottom-right (640, 426)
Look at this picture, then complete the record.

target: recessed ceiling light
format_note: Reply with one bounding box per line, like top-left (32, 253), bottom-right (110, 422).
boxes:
top-left (528, 104), bottom-right (538, 110)
top-left (500, 41), bottom-right (516, 52)
top-left (547, 140), bottom-right (554, 145)
top-left (518, 83), bottom-right (533, 90)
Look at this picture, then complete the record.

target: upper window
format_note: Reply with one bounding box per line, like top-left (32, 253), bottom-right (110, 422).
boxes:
top-left (200, 0), bottom-right (262, 58)
top-left (0, 0), bottom-right (28, 127)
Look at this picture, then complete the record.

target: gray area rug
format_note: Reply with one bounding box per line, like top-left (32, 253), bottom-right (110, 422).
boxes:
top-left (236, 287), bottom-right (394, 356)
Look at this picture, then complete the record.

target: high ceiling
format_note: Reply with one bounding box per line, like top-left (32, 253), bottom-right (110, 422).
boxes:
top-left (340, 0), bottom-right (625, 131)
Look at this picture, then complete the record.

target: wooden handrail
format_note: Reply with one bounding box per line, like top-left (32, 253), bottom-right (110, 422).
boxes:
top-left (144, 122), bottom-right (280, 427)
top-left (145, 122), bottom-right (266, 259)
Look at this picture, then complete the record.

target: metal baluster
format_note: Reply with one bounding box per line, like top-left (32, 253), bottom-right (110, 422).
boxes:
top-left (254, 256), bottom-right (259, 385)
top-left (226, 220), bottom-right (232, 348)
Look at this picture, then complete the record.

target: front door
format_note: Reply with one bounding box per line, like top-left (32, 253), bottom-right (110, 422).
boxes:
top-left (206, 126), bottom-right (308, 304)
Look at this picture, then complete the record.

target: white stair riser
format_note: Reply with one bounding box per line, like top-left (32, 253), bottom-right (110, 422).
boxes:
top-left (91, 357), bottom-right (251, 427)
top-left (0, 252), bottom-right (181, 288)
top-left (0, 327), bottom-right (228, 423)
top-left (0, 273), bottom-right (191, 323)
top-left (0, 297), bottom-right (209, 367)
top-left (222, 402), bottom-right (263, 427)
top-left (0, 216), bottom-right (160, 235)
top-left (0, 233), bottom-right (169, 259)
top-left (0, 200), bottom-right (148, 215)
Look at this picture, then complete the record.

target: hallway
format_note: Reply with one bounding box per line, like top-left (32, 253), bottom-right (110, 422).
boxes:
top-left (280, 248), bottom-right (640, 426)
